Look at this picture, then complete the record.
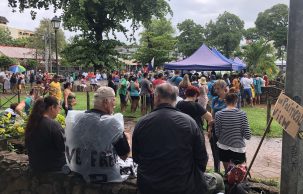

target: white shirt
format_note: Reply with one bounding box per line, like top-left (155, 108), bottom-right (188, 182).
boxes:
top-left (241, 77), bottom-right (253, 89)
top-left (96, 73), bottom-right (101, 80)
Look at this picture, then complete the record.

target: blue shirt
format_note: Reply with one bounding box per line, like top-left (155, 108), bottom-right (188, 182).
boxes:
top-left (211, 96), bottom-right (227, 116)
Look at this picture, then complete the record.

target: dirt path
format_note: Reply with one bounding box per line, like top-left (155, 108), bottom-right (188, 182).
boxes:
top-left (205, 136), bottom-right (282, 179)
top-left (124, 118), bottom-right (282, 179)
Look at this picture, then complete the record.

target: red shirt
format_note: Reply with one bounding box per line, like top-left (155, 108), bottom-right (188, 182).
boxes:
top-left (153, 79), bottom-right (165, 87)
top-left (263, 75), bottom-right (269, 86)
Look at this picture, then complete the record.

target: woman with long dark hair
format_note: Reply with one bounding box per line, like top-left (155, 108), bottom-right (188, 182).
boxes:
top-left (25, 96), bottom-right (66, 173)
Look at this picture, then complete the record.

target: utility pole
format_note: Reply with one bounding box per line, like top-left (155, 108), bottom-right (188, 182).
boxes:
top-left (280, 0), bottom-right (303, 193)
top-left (48, 23), bottom-right (52, 73)
top-left (44, 32), bottom-right (49, 72)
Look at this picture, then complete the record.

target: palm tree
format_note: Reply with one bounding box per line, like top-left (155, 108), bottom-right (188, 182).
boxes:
top-left (243, 39), bottom-right (278, 78)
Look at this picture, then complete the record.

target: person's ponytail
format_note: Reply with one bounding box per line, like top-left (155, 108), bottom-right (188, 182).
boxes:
top-left (25, 96), bottom-right (59, 143)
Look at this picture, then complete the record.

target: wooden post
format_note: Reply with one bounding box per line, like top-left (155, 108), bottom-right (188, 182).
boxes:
top-left (266, 96), bottom-right (271, 132)
top-left (280, 0), bottom-right (303, 193)
top-left (86, 91), bottom-right (90, 110)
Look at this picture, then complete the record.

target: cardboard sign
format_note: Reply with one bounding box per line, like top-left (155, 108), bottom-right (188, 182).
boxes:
top-left (272, 93), bottom-right (303, 138)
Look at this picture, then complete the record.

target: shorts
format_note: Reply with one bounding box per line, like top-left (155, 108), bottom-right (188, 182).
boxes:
top-left (141, 95), bottom-right (151, 105)
top-left (243, 88), bottom-right (252, 99)
top-left (119, 94), bottom-right (127, 104)
top-left (218, 148), bottom-right (246, 164)
top-left (131, 96), bottom-right (140, 100)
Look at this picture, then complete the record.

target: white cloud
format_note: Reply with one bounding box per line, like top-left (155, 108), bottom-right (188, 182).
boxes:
top-left (0, 0), bottom-right (289, 42)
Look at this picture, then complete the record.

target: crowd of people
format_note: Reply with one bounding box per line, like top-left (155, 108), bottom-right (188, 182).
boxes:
top-left (1, 68), bottom-right (270, 193)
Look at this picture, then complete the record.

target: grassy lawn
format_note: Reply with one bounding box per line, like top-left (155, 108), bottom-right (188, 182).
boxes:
top-left (1, 91), bottom-right (284, 137)
top-left (242, 107), bottom-right (283, 138)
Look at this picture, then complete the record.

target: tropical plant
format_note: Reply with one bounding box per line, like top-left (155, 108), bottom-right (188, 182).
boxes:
top-left (242, 40), bottom-right (278, 78)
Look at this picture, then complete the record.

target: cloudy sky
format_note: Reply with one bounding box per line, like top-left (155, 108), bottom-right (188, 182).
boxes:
top-left (0, 0), bottom-right (289, 42)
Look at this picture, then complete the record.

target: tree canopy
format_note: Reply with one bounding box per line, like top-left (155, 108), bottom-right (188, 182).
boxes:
top-left (255, 4), bottom-right (288, 48)
top-left (176, 19), bottom-right (204, 57)
top-left (134, 18), bottom-right (176, 67)
top-left (8, 0), bottom-right (172, 70)
top-left (0, 56), bottom-right (16, 68)
top-left (204, 11), bottom-right (244, 57)
top-left (0, 27), bottom-right (30, 47)
top-left (27, 18), bottom-right (66, 53)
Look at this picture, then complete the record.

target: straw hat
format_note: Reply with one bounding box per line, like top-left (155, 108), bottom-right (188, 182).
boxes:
top-left (199, 77), bottom-right (207, 85)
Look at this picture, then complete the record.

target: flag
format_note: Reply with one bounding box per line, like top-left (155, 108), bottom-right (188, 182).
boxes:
top-left (148, 57), bottom-right (154, 71)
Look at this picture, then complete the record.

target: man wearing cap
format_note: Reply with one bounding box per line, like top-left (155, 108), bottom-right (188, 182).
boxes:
top-left (132, 83), bottom-right (224, 194)
top-left (65, 86), bottom-right (130, 183)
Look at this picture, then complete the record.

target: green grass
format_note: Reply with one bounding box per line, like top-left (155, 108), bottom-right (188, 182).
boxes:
top-left (242, 107), bottom-right (283, 138)
top-left (73, 92), bottom-right (142, 119)
top-left (1, 91), bottom-right (284, 137)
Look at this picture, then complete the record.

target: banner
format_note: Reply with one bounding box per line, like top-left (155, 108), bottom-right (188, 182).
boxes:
top-left (272, 93), bottom-right (303, 138)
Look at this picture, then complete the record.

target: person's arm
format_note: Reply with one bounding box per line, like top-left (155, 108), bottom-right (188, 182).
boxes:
top-left (135, 82), bottom-right (140, 91)
top-left (113, 132), bottom-right (130, 160)
top-left (201, 111), bottom-right (213, 138)
top-left (64, 90), bottom-right (69, 109)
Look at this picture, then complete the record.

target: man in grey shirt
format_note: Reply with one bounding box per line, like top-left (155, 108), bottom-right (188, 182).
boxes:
top-left (140, 72), bottom-right (152, 115)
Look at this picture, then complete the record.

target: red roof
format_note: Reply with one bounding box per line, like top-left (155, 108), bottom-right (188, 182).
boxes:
top-left (0, 45), bottom-right (43, 59)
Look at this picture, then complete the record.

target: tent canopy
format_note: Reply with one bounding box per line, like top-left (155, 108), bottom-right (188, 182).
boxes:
top-left (164, 44), bottom-right (232, 71)
top-left (233, 57), bottom-right (247, 69)
top-left (211, 48), bottom-right (246, 71)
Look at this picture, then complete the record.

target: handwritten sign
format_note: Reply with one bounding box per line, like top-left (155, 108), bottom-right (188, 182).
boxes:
top-left (272, 93), bottom-right (303, 138)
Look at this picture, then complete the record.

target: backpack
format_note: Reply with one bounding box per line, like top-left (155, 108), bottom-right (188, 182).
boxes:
top-left (227, 162), bottom-right (247, 185)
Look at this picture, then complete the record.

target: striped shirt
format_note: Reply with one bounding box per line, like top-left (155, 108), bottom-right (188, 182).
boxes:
top-left (215, 108), bottom-right (251, 153)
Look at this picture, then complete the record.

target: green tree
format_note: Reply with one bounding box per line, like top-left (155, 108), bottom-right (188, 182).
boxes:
top-left (27, 18), bottom-right (66, 53)
top-left (204, 11), bottom-right (244, 57)
top-left (255, 4), bottom-right (288, 48)
top-left (0, 56), bottom-right (15, 68)
top-left (243, 40), bottom-right (278, 78)
top-left (0, 27), bottom-right (13, 45)
top-left (0, 26), bottom-right (32, 47)
top-left (134, 18), bottom-right (177, 68)
top-left (244, 27), bottom-right (260, 42)
top-left (176, 19), bottom-right (204, 57)
top-left (61, 37), bottom-right (121, 71)
top-left (24, 59), bottom-right (38, 70)
top-left (8, 0), bottom-right (172, 70)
